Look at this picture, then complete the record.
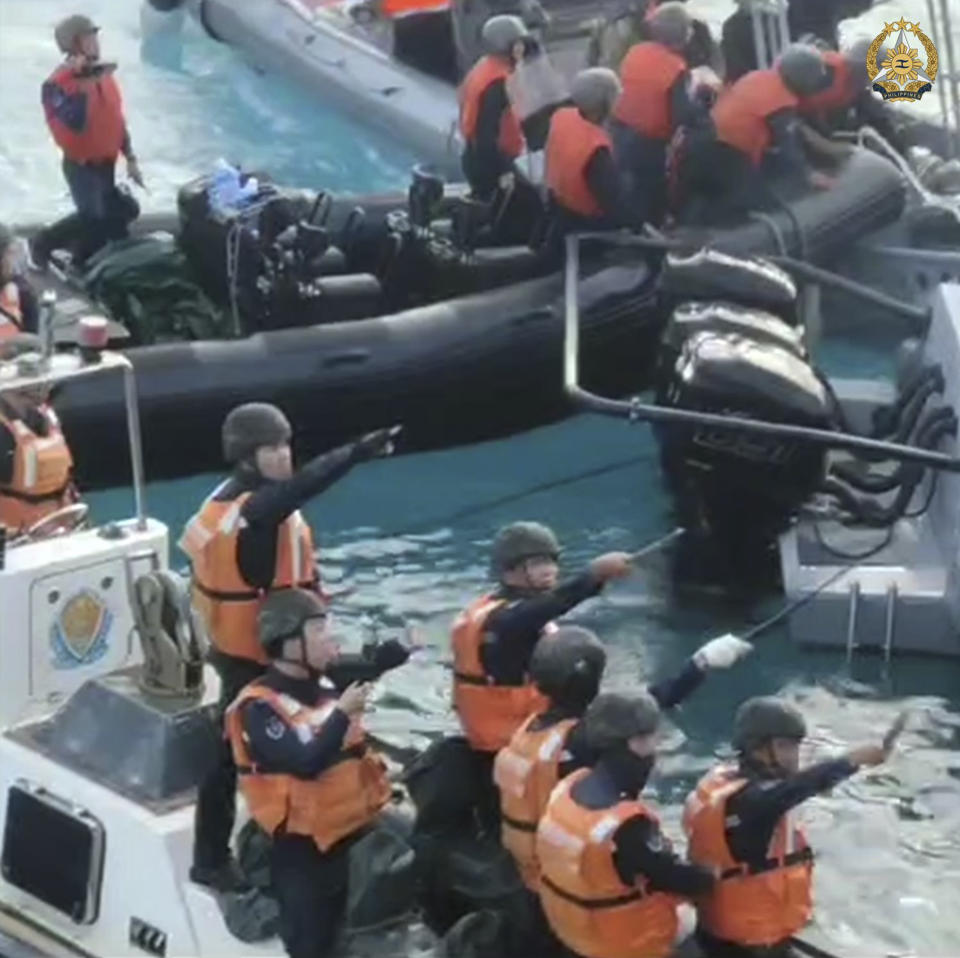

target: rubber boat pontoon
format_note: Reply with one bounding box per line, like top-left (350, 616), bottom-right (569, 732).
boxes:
top-left (27, 148), bottom-right (904, 490)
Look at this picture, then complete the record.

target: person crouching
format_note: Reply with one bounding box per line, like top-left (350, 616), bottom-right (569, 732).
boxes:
top-left (224, 588), bottom-right (391, 958)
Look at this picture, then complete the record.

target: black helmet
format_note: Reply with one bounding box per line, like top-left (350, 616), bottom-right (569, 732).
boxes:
top-left (530, 626), bottom-right (606, 700)
top-left (221, 402), bottom-right (292, 464)
top-left (490, 521), bottom-right (560, 578)
top-left (732, 696), bottom-right (807, 752)
top-left (580, 691), bottom-right (660, 753)
top-left (257, 588), bottom-right (327, 654)
top-left (55, 14), bottom-right (99, 54)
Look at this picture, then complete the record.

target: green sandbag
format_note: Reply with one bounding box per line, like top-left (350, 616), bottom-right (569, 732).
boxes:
top-left (80, 234), bottom-right (229, 345)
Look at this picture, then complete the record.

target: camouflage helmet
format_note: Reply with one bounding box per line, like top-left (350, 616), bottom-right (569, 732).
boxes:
top-left (647, 2), bottom-right (692, 50)
top-left (221, 402), bottom-right (292, 464)
top-left (571, 67), bottom-right (623, 118)
top-left (257, 588), bottom-right (327, 653)
top-left (580, 691), bottom-right (661, 753)
top-left (732, 696), bottom-right (807, 752)
top-left (490, 521), bottom-right (560, 578)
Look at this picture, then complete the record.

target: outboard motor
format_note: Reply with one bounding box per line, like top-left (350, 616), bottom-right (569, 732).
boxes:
top-left (656, 330), bottom-right (837, 576)
top-left (661, 248), bottom-right (799, 325)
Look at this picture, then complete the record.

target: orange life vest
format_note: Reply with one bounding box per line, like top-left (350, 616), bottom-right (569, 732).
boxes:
top-left (545, 107), bottom-right (614, 218)
top-left (459, 56), bottom-right (525, 160)
top-left (0, 283), bottom-right (24, 341)
top-left (682, 764), bottom-right (813, 946)
top-left (178, 485), bottom-right (317, 664)
top-left (537, 769), bottom-right (681, 958)
top-left (614, 42), bottom-right (687, 140)
top-left (494, 713), bottom-right (578, 890)
top-left (43, 65), bottom-right (126, 164)
top-left (381, 0), bottom-right (449, 17)
top-left (451, 594), bottom-right (553, 753)
top-left (798, 51), bottom-right (856, 120)
top-left (711, 68), bottom-right (799, 167)
top-left (0, 404), bottom-right (74, 533)
top-left (225, 683), bottom-right (391, 852)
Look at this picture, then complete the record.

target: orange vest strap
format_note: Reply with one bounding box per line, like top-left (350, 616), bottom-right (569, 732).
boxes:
top-left (236, 742), bottom-right (367, 776)
top-left (540, 874), bottom-right (645, 909)
top-left (719, 846), bottom-right (814, 880)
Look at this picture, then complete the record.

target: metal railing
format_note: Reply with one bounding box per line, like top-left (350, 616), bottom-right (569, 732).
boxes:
top-left (743, 0), bottom-right (790, 70)
top-left (561, 232), bottom-right (960, 472)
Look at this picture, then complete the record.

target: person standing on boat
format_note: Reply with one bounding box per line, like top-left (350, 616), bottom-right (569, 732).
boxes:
top-left (0, 334), bottom-right (80, 537)
top-left (544, 69), bottom-right (631, 234)
top-left (683, 696), bottom-right (892, 957)
top-left (225, 588), bottom-right (400, 958)
top-left (33, 15), bottom-right (143, 270)
top-left (179, 402), bottom-right (398, 893)
top-left (459, 15), bottom-right (532, 201)
top-left (493, 626), bottom-right (750, 954)
top-left (0, 226), bottom-right (38, 340)
top-left (449, 522), bottom-right (634, 829)
top-left (673, 44), bottom-right (836, 224)
top-left (536, 692), bottom-right (717, 958)
top-left (611, 3), bottom-right (705, 227)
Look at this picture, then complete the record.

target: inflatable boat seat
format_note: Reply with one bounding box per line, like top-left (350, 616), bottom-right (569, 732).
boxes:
top-left (312, 245), bottom-right (349, 275)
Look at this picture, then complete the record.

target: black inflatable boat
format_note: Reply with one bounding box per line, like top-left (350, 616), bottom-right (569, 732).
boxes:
top-left (41, 148), bottom-right (903, 490)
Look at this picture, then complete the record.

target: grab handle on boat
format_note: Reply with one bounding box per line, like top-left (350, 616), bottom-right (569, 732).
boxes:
top-left (322, 349), bottom-right (371, 368)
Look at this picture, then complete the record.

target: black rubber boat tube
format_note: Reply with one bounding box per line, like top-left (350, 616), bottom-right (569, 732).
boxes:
top-left (572, 231), bottom-right (931, 327)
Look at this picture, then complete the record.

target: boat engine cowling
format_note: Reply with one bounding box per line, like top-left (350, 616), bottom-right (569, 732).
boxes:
top-left (661, 248), bottom-right (799, 325)
top-left (655, 301), bottom-right (806, 400)
top-left (657, 329), bottom-right (837, 555)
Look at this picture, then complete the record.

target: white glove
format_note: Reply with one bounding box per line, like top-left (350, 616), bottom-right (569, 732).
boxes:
top-left (693, 633), bottom-right (753, 670)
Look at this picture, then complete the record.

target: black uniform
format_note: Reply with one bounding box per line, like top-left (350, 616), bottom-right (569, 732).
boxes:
top-left (695, 756), bottom-right (860, 958)
top-left (191, 439), bottom-right (373, 879)
top-left (237, 669), bottom-right (356, 958)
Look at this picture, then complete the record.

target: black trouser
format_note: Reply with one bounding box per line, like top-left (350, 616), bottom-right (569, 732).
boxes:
top-left (610, 120), bottom-right (669, 227)
top-left (675, 133), bottom-right (754, 226)
top-left (192, 652), bottom-right (266, 871)
top-left (271, 833), bottom-right (349, 958)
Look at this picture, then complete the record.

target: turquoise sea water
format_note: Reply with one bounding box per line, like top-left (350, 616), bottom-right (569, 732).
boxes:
top-left (1, 1), bottom-right (959, 953)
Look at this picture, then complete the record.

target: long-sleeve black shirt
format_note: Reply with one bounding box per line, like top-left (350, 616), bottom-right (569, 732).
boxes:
top-left (724, 757), bottom-right (858, 863)
top-left (479, 571), bottom-right (604, 684)
top-left (571, 758), bottom-right (716, 896)
top-left (529, 657), bottom-right (706, 779)
top-left (207, 441), bottom-right (361, 590)
top-left (240, 668), bottom-right (350, 779)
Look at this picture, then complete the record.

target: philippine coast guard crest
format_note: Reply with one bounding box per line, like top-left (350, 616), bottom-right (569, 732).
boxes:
top-left (51, 589), bottom-right (113, 668)
top-left (867, 17), bottom-right (938, 103)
